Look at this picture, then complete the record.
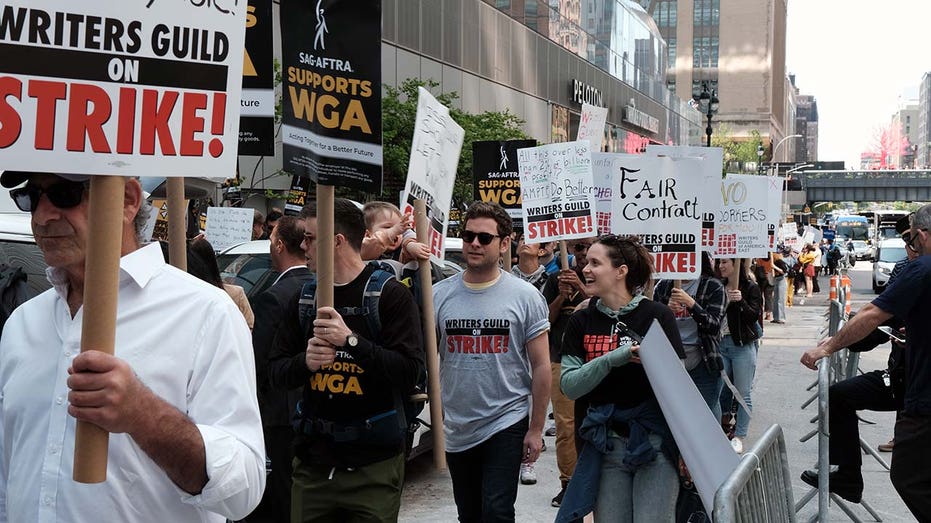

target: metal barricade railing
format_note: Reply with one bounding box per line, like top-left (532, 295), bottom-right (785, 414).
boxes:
top-left (713, 424), bottom-right (797, 522)
top-left (795, 275), bottom-right (883, 522)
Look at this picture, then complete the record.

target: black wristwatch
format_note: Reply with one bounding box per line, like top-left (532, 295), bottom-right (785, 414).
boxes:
top-left (345, 332), bottom-right (359, 348)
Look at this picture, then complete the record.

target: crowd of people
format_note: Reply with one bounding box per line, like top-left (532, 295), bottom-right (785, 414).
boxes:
top-left (1, 169), bottom-right (928, 522)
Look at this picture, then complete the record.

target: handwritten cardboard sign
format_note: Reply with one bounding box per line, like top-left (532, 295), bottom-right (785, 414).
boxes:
top-left (205, 207), bottom-right (253, 252)
top-left (606, 155), bottom-right (703, 279)
top-left (400, 87), bottom-right (464, 262)
top-left (646, 145), bottom-right (724, 252)
top-left (517, 141), bottom-right (597, 243)
top-left (713, 174), bottom-right (781, 258)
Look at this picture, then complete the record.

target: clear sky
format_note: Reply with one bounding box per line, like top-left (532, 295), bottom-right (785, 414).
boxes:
top-left (786, 1), bottom-right (931, 168)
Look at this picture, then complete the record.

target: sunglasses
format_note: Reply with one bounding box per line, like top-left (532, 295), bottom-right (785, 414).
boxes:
top-left (461, 230), bottom-right (500, 245)
top-left (907, 229), bottom-right (926, 251)
top-left (10, 181), bottom-right (87, 212)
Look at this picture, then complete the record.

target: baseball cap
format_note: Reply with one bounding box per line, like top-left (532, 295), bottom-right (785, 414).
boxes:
top-left (0, 170), bottom-right (91, 188)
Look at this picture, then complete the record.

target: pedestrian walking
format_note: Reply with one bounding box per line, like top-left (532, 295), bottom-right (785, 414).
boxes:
top-left (434, 202), bottom-right (551, 522)
top-left (556, 235), bottom-right (685, 522)
top-left (771, 252), bottom-right (788, 323)
top-left (716, 258), bottom-right (763, 454)
top-left (0, 172), bottom-right (266, 522)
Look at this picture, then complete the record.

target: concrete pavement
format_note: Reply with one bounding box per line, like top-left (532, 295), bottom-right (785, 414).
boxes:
top-left (400, 264), bottom-right (916, 522)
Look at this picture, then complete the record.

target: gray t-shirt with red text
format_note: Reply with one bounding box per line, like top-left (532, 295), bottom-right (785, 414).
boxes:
top-left (434, 269), bottom-right (550, 452)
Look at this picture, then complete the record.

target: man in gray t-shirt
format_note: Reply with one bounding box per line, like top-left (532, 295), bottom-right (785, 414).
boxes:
top-left (434, 202), bottom-right (551, 522)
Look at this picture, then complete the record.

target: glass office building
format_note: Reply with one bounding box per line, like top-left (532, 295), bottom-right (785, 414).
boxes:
top-left (383, 0), bottom-right (701, 152)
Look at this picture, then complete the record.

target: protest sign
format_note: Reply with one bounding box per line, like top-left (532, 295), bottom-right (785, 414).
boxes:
top-left (781, 222), bottom-right (799, 251)
top-left (238, 0), bottom-right (275, 156)
top-left (607, 155), bottom-right (703, 279)
top-left (576, 103), bottom-right (608, 150)
top-left (646, 145), bottom-right (724, 252)
top-left (517, 141), bottom-right (596, 243)
top-left (714, 174), bottom-right (781, 258)
top-left (280, 0), bottom-right (382, 193)
top-left (400, 87), bottom-right (464, 262)
top-left (473, 139), bottom-right (537, 223)
top-left (205, 207), bottom-right (253, 252)
top-left (590, 153), bottom-right (618, 236)
top-left (640, 321), bottom-right (739, 515)
top-left (0, 1), bottom-right (247, 177)
top-left (284, 174), bottom-right (312, 216)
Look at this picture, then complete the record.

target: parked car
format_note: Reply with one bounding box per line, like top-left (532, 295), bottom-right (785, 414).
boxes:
top-left (847, 240), bottom-right (872, 261)
top-left (0, 212), bottom-right (49, 297)
top-left (872, 238), bottom-right (907, 293)
top-left (216, 240), bottom-right (276, 303)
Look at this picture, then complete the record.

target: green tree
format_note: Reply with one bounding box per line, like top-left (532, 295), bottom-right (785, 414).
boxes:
top-left (374, 78), bottom-right (529, 205)
top-left (711, 126), bottom-right (765, 175)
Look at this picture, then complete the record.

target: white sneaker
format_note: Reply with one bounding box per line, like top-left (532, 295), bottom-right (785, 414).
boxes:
top-left (731, 437), bottom-right (744, 454)
top-left (520, 462), bottom-right (537, 485)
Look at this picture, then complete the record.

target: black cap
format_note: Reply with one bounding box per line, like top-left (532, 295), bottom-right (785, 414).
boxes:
top-left (0, 171), bottom-right (90, 188)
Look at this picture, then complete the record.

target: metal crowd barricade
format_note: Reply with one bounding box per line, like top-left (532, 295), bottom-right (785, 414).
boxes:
top-left (713, 424), bottom-right (797, 522)
top-left (794, 275), bottom-right (883, 522)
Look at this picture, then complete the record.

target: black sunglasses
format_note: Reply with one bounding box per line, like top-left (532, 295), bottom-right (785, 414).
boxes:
top-left (461, 230), bottom-right (500, 245)
top-left (10, 181), bottom-right (87, 212)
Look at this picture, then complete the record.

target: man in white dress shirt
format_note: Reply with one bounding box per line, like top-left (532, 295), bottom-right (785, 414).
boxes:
top-left (0, 171), bottom-right (266, 522)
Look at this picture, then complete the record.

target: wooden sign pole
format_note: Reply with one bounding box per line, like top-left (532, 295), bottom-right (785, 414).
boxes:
top-left (167, 177), bottom-right (187, 270)
top-left (315, 186), bottom-right (334, 309)
top-left (73, 176), bottom-right (126, 483)
top-left (413, 200), bottom-right (446, 469)
top-left (559, 240), bottom-right (570, 270)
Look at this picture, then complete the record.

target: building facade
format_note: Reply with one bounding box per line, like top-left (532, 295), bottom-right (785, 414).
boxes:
top-left (794, 91), bottom-right (819, 164)
top-left (652, 0), bottom-right (792, 157)
top-left (382, 0), bottom-right (702, 154)
top-left (890, 101), bottom-right (918, 169)
top-left (917, 73), bottom-right (931, 168)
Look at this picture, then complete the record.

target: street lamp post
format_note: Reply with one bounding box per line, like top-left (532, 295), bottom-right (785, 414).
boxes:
top-left (770, 134), bottom-right (802, 176)
top-left (757, 143), bottom-right (765, 174)
top-left (696, 83), bottom-right (719, 147)
top-left (778, 162), bottom-right (813, 226)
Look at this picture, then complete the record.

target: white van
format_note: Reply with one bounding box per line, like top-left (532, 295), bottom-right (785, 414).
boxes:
top-left (872, 238), bottom-right (907, 293)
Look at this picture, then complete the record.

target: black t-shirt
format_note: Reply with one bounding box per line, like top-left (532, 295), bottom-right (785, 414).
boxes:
top-left (543, 268), bottom-right (587, 362)
top-left (873, 256), bottom-right (931, 416)
top-left (267, 264), bottom-right (424, 467)
top-left (563, 299), bottom-right (684, 420)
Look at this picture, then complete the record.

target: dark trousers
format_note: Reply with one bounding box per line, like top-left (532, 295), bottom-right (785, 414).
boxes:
top-left (891, 414), bottom-right (931, 521)
top-left (829, 370), bottom-right (898, 476)
top-left (265, 425), bottom-right (294, 522)
top-left (446, 418), bottom-right (528, 523)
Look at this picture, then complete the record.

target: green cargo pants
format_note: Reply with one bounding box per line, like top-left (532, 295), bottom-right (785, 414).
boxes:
top-left (291, 453), bottom-right (405, 523)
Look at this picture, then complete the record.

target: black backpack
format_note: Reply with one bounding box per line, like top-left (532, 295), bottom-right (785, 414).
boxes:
top-left (0, 264), bottom-right (31, 335)
top-left (297, 262), bottom-right (427, 429)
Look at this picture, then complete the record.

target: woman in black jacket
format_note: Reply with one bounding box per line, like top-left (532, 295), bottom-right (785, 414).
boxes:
top-left (716, 258), bottom-right (763, 454)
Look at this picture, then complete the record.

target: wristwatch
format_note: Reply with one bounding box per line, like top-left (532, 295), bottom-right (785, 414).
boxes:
top-left (345, 332), bottom-right (359, 348)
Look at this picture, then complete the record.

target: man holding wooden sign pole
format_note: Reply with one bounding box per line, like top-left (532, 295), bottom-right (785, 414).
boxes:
top-left (0, 172), bottom-right (266, 521)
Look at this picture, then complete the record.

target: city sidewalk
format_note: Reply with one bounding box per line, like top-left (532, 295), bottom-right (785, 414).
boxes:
top-left (399, 290), bottom-right (915, 522)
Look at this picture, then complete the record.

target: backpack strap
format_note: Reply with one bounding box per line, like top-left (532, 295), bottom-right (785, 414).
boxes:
top-left (298, 275), bottom-right (318, 340)
top-left (360, 267), bottom-right (394, 336)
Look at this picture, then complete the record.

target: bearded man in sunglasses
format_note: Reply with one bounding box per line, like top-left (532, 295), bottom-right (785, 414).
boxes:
top-left (801, 204), bottom-right (931, 521)
top-left (434, 201), bottom-right (551, 522)
top-left (0, 171), bottom-right (266, 522)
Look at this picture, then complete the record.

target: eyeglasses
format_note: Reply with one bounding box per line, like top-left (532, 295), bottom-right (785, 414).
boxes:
top-left (907, 229), bottom-right (926, 251)
top-left (461, 230), bottom-right (500, 245)
top-left (10, 181), bottom-right (87, 212)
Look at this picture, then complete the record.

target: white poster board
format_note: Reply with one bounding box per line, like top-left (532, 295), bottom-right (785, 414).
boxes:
top-left (713, 174), bottom-right (781, 258)
top-left (400, 87), bottom-right (464, 261)
top-left (607, 155), bottom-right (704, 279)
top-left (646, 145), bottom-right (724, 252)
top-left (640, 321), bottom-right (740, 516)
top-left (781, 222), bottom-right (799, 252)
top-left (205, 207), bottom-right (253, 252)
top-left (517, 141), bottom-right (597, 243)
top-left (0, 1), bottom-right (247, 178)
top-left (576, 103), bottom-right (608, 150)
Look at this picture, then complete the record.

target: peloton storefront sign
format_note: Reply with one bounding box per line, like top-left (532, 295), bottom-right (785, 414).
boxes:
top-left (570, 79), bottom-right (604, 107)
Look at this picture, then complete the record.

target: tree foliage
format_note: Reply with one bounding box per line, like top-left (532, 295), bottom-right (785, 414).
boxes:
top-left (711, 126), bottom-right (765, 174)
top-left (380, 78), bottom-right (529, 205)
